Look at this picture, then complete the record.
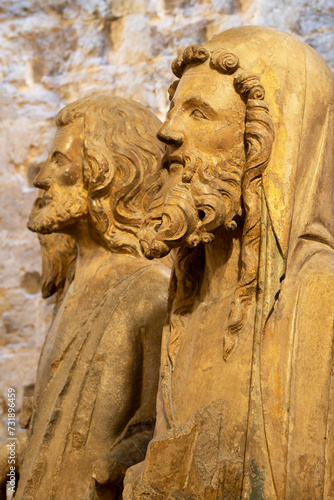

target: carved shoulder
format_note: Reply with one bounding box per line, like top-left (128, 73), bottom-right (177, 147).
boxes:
top-left (132, 263), bottom-right (171, 326)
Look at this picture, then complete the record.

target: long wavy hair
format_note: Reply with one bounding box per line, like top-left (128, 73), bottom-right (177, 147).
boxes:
top-left (166, 46), bottom-right (275, 364)
top-left (56, 93), bottom-right (165, 256)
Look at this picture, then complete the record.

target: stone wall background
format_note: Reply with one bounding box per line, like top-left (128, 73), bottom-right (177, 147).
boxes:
top-left (0, 0), bottom-right (333, 439)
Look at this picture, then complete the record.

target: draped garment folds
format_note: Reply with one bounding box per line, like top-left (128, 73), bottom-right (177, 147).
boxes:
top-left (15, 256), bottom-right (169, 500)
top-left (126, 27), bottom-right (334, 499)
top-left (204, 26), bottom-right (334, 499)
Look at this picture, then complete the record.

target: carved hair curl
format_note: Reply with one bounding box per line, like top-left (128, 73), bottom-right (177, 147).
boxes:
top-left (167, 46), bottom-right (275, 361)
top-left (56, 93), bottom-right (165, 256)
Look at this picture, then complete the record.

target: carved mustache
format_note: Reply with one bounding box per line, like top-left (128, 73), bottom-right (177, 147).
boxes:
top-left (28, 196), bottom-right (45, 229)
top-left (28, 186), bottom-right (87, 235)
top-left (140, 150), bottom-right (242, 259)
top-left (28, 190), bottom-right (59, 228)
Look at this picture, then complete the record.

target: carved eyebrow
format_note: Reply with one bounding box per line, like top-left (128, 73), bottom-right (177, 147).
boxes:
top-left (183, 98), bottom-right (218, 118)
top-left (51, 151), bottom-right (70, 163)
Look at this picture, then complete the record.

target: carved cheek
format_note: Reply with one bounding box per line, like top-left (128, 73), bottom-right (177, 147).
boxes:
top-left (58, 163), bottom-right (82, 186)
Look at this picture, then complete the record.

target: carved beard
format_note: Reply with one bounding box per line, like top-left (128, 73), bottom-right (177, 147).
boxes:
top-left (28, 186), bottom-right (88, 235)
top-left (140, 148), bottom-right (244, 259)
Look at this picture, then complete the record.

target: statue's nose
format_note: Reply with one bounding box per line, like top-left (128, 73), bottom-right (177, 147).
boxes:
top-left (157, 121), bottom-right (184, 146)
top-left (33, 163), bottom-right (51, 190)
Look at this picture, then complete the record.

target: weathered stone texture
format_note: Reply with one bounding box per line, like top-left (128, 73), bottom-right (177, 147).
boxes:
top-left (0, 0), bottom-right (333, 439)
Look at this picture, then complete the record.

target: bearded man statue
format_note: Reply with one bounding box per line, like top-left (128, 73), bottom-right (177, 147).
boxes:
top-left (124, 26), bottom-right (334, 499)
top-left (7, 93), bottom-right (170, 500)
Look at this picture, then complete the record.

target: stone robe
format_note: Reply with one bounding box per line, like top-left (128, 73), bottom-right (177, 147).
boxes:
top-left (15, 254), bottom-right (169, 499)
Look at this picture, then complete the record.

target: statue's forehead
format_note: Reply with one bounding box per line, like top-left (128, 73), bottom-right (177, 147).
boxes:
top-left (174, 64), bottom-right (243, 112)
top-left (51, 121), bottom-right (83, 156)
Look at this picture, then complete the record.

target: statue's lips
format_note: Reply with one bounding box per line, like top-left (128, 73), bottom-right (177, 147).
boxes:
top-left (162, 155), bottom-right (185, 169)
top-left (40, 193), bottom-right (53, 205)
top-left (32, 195), bottom-right (49, 210)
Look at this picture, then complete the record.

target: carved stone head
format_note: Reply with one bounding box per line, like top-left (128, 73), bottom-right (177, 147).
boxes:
top-left (140, 45), bottom-right (274, 259)
top-left (28, 93), bottom-right (164, 257)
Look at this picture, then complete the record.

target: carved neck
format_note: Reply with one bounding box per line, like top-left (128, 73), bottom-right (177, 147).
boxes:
top-left (199, 225), bottom-right (242, 303)
top-left (60, 220), bottom-right (111, 291)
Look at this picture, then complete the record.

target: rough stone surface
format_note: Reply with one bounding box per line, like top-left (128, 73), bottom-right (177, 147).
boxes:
top-left (0, 0), bottom-right (333, 441)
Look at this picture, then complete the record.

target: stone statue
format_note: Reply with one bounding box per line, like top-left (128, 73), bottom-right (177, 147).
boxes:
top-left (124, 26), bottom-right (334, 498)
top-left (9, 93), bottom-right (170, 499)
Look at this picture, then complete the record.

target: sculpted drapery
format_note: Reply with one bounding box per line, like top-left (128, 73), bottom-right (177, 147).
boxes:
top-left (124, 26), bottom-right (334, 498)
top-left (242, 27), bottom-right (334, 498)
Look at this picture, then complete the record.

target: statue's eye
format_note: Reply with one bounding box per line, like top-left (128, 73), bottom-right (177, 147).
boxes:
top-left (52, 153), bottom-right (67, 167)
top-left (191, 109), bottom-right (207, 120)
